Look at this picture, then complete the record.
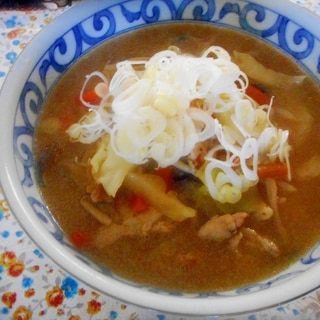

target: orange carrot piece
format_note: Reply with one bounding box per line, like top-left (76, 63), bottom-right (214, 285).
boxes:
top-left (82, 90), bottom-right (101, 105)
top-left (257, 162), bottom-right (288, 179)
top-left (130, 194), bottom-right (149, 213)
top-left (70, 230), bottom-right (91, 247)
top-left (246, 85), bottom-right (270, 105)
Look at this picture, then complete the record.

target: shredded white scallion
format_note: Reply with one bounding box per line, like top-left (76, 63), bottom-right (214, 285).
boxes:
top-left (67, 46), bottom-right (291, 203)
top-left (80, 71), bottom-right (109, 109)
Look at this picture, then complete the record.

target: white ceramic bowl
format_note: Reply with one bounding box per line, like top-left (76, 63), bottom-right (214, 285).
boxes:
top-left (1, 0), bottom-right (320, 316)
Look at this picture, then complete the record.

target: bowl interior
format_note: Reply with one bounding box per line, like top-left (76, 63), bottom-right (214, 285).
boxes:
top-left (1, 0), bottom-right (320, 315)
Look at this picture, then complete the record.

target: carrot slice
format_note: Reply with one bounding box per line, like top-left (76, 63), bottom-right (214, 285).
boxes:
top-left (82, 90), bottom-right (101, 105)
top-left (246, 85), bottom-right (270, 105)
top-left (70, 230), bottom-right (91, 247)
top-left (130, 194), bottom-right (149, 213)
top-left (257, 162), bottom-right (288, 179)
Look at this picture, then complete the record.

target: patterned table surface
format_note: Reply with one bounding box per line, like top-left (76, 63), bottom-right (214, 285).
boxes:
top-left (1, 1), bottom-right (320, 319)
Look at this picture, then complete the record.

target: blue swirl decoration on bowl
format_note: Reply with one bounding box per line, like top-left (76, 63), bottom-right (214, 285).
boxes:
top-left (13, 0), bottom-right (320, 296)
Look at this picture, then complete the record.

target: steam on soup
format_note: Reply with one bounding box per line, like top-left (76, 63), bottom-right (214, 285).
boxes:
top-left (34, 23), bottom-right (320, 292)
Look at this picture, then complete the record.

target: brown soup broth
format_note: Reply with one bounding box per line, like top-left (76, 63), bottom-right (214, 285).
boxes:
top-left (34, 23), bottom-right (320, 292)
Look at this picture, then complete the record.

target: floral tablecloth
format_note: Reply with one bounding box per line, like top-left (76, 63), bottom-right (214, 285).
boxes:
top-left (1, 1), bottom-right (320, 319)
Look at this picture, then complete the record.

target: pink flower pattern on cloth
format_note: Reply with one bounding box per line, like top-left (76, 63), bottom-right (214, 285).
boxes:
top-left (1, 2), bottom-right (320, 319)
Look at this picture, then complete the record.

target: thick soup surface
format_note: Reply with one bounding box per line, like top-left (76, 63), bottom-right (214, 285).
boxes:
top-left (34, 23), bottom-right (320, 292)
